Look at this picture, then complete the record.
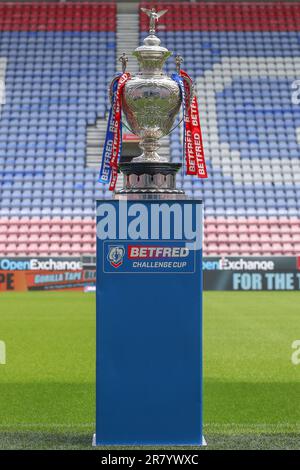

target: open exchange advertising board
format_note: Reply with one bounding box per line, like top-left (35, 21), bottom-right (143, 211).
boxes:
top-left (0, 256), bottom-right (299, 292)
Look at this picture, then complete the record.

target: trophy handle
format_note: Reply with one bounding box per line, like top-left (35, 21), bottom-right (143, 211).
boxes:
top-left (181, 73), bottom-right (194, 111)
top-left (122, 119), bottom-right (136, 135)
top-left (165, 117), bottom-right (184, 136)
top-left (165, 75), bottom-right (194, 136)
top-left (109, 75), bottom-right (120, 103)
top-left (109, 76), bottom-right (136, 135)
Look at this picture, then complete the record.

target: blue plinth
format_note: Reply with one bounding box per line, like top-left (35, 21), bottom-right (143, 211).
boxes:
top-left (95, 199), bottom-right (204, 446)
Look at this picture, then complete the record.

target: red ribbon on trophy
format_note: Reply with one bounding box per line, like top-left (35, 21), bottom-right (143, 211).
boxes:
top-left (99, 72), bottom-right (131, 191)
top-left (109, 72), bottom-right (131, 191)
top-left (177, 69), bottom-right (208, 179)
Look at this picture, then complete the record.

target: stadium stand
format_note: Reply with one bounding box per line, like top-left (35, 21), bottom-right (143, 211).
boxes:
top-left (0, 2), bottom-right (115, 256)
top-left (0, 2), bottom-right (299, 256)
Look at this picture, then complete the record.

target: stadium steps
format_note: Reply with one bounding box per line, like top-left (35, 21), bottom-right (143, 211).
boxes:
top-left (86, 121), bottom-right (108, 169)
top-left (116, 5), bottom-right (139, 76)
top-left (0, 57), bottom-right (6, 118)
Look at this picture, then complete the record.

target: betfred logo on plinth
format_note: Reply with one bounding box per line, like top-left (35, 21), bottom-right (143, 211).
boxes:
top-left (128, 245), bottom-right (190, 259)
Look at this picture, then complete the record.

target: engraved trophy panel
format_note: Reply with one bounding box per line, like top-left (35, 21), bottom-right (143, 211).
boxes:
top-left (123, 79), bottom-right (181, 144)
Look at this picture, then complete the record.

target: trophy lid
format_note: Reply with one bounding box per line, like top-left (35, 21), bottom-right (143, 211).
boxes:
top-left (133, 8), bottom-right (172, 67)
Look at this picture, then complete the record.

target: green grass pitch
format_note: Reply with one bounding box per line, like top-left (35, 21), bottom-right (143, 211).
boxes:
top-left (0, 291), bottom-right (299, 450)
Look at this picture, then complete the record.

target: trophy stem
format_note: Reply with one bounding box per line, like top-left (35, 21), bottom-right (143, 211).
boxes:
top-left (134, 137), bottom-right (168, 163)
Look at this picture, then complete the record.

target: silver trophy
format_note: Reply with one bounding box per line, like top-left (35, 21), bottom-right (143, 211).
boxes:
top-left (112, 8), bottom-right (193, 199)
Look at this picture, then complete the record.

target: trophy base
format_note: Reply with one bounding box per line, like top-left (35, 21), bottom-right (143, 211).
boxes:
top-left (115, 162), bottom-right (186, 200)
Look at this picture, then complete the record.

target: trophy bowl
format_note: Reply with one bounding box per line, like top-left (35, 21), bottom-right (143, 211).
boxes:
top-left (123, 73), bottom-right (182, 162)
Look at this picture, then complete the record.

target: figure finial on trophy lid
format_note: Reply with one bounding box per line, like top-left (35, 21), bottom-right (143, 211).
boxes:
top-left (141, 7), bottom-right (168, 35)
top-left (119, 53), bottom-right (128, 73)
top-left (175, 55), bottom-right (184, 74)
